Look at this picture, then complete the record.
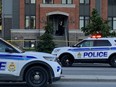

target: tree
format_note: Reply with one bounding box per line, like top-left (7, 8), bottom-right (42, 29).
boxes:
top-left (37, 22), bottom-right (56, 53)
top-left (81, 9), bottom-right (116, 37)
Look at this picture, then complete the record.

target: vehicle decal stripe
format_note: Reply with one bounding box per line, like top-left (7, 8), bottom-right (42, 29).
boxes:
top-left (0, 54), bottom-right (36, 60)
top-left (68, 47), bottom-right (116, 51)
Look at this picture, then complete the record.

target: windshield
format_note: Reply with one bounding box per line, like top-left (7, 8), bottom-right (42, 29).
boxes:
top-left (1, 39), bottom-right (23, 53)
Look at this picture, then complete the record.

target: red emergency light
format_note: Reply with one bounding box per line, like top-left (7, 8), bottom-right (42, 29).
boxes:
top-left (91, 34), bottom-right (102, 38)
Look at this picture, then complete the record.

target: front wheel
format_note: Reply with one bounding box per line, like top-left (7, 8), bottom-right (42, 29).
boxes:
top-left (60, 54), bottom-right (73, 67)
top-left (25, 66), bottom-right (48, 87)
top-left (110, 55), bottom-right (116, 67)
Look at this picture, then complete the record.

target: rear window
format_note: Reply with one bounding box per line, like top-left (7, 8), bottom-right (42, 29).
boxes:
top-left (94, 40), bottom-right (111, 46)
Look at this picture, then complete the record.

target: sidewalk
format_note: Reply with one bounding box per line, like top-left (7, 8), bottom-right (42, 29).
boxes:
top-left (61, 75), bottom-right (116, 82)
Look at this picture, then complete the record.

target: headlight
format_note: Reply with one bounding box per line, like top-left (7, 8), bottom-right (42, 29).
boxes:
top-left (43, 56), bottom-right (57, 61)
top-left (54, 49), bottom-right (60, 53)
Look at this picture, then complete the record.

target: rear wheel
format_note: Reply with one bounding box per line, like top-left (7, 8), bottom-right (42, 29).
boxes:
top-left (110, 55), bottom-right (116, 67)
top-left (25, 66), bottom-right (48, 87)
top-left (60, 54), bottom-right (73, 67)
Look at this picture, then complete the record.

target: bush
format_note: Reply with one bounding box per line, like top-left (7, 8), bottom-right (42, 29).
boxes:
top-left (36, 22), bottom-right (55, 53)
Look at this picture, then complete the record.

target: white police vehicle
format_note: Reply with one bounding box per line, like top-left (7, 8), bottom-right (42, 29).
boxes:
top-left (52, 35), bottom-right (116, 67)
top-left (0, 38), bottom-right (61, 87)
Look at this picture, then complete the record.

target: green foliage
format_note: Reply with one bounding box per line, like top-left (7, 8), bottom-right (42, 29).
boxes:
top-left (81, 9), bottom-right (116, 37)
top-left (37, 22), bottom-right (55, 53)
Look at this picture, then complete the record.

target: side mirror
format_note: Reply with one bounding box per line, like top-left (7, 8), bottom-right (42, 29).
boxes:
top-left (5, 48), bottom-right (14, 53)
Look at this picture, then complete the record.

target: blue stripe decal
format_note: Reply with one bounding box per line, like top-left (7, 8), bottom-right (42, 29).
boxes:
top-left (68, 48), bottom-right (91, 51)
top-left (0, 54), bottom-right (36, 60)
top-left (68, 47), bottom-right (116, 52)
top-left (91, 48), bottom-right (110, 50)
top-left (111, 47), bottom-right (116, 50)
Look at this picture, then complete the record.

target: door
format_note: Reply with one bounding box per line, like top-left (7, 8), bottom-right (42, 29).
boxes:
top-left (75, 40), bottom-right (94, 59)
top-left (75, 40), bottom-right (111, 59)
top-left (0, 40), bottom-right (19, 75)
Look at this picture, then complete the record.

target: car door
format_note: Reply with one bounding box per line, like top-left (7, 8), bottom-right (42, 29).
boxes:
top-left (76, 40), bottom-right (111, 59)
top-left (75, 40), bottom-right (94, 59)
top-left (90, 40), bottom-right (111, 59)
top-left (0, 40), bottom-right (20, 75)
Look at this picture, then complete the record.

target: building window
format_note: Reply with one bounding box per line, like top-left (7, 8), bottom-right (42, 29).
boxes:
top-left (0, 15), bottom-right (1, 31)
top-left (108, 0), bottom-right (116, 5)
top-left (43, 0), bottom-right (53, 4)
top-left (26, 16), bottom-right (30, 29)
top-left (31, 0), bottom-right (36, 4)
top-left (24, 39), bottom-right (36, 48)
top-left (25, 0), bottom-right (30, 4)
top-left (108, 17), bottom-right (116, 30)
top-left (80, 0), bottom-right (89, 4)
top-left (62, 0), bottom-right (73, 4)
top-left (79, 16), bottom-right (89, 29)
top-left (25, 16), bottom-right (36, 29)
top-left (25, 0), bottom-right (36, 4)
top-left (113, 18), bottom-right (116, 29)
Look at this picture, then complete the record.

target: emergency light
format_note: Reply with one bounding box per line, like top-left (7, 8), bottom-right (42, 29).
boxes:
top-left (91, 34), bottom-right (102, 38)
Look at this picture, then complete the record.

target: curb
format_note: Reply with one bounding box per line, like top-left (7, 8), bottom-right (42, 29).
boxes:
top-left (60, 75), bottom-right (116, 82)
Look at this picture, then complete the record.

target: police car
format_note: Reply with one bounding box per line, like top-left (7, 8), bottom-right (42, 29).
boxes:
top-left (0, 38), bottom-right (61, 87)
top-left (52, 35), bottom-right (116, 67)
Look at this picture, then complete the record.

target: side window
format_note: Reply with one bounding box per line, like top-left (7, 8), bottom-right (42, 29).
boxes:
top-left (0, 40), bottom-right (10, 52)
top-left (78, 40), bottom-right (94, 47)
top-left (0, 40), bottom-right (17, 52)
top-left (94, 40), bottom-right (111, 46)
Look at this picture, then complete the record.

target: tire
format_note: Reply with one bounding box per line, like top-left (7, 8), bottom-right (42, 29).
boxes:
top-left (110, 55), bottom-right (116, 67)
top-left (25, 66), bottom-right (48, 87)
top-left (60, 54), bottom-right (73, 67)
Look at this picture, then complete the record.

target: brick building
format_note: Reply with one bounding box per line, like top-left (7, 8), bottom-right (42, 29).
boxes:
top-left (2, 0), bottom-right (116, 48)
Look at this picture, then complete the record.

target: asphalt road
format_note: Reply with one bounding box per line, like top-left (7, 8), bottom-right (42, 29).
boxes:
top-left (0, 63), bottom-right (116, 87)
top-left (1, 81), bottom-right (116, 87)
top-left (62, 63), bottom-right (116, 76)
top-left (51, 81), bottom-right (116, 87)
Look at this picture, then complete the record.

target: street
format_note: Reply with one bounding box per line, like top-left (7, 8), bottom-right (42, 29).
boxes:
top-left (0, 63), bottom-right (116, 87)
top-left (0, 81), bottom-right (116, 87)
top-left (62, 63), bottom-right (116, 76)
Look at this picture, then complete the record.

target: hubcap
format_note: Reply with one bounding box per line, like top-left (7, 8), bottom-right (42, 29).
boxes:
top-left (114, 59), bottom-right (116, 63)
top-left (34, 72), bottom-right (40, 80)
top-left (31, 71), bottom-right (42, 84)
top-left (66, 59), bottom-right (69, 63)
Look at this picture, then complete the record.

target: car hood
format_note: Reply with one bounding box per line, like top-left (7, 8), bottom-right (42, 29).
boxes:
top-left (23, 51), bottom-right (55, 58)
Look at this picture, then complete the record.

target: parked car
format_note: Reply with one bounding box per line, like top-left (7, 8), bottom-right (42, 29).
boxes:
top-left (0, 38), bottom-right (61, 87)
top-left (52, 35), bottom-right (116, 67)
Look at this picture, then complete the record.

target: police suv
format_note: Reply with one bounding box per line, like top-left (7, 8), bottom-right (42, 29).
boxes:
top-left (0, 38), bottom-right (61, 87)
top-left (52, 35), bottom-right (116, 67)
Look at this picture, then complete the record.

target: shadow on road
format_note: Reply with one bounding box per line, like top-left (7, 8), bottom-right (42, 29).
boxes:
top-left (0, 82), bottom-right (28, 87)
top-left (70, 63), bottom-right (112, 68)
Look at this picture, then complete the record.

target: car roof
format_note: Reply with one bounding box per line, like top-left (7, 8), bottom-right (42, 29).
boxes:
top-left (85, 37), bottom-right (116, 40)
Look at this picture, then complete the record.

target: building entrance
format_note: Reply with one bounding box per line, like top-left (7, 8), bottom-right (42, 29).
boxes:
top-left (48, 14), bottom-right (69, 46)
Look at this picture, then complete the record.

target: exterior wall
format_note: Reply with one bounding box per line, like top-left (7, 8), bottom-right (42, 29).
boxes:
top-left (2, 0), bottom-right (116, 47)
top-left (101, 0), bottom-right (108, 20)
top-left (39, 5), bottom-right (77, 29)
top-left (12, 0), bottom-right (20, 29)
top-left (90, 0), bottom-right (96, 14)
top-left (11, 29), bottom-right (40, 48)
top-left (20, 0), bottom-right (25, 29)
top-left (2, 0), bottom-right (13, 39)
